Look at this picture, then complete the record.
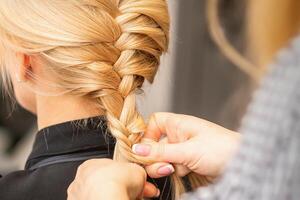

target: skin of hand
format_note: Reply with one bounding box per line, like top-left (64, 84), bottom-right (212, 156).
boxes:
top-left (132, 112), bottom-right (241, 179)
top-left (67, 159), bottom-right (160, 200)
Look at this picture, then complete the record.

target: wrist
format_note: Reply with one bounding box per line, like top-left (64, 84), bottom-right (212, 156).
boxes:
top-left (231, 131), bottom-right (241, 154)
top-left (209, 131), bottom-right (242, 178)
top-left (219, 131), bottom-right (241, 174)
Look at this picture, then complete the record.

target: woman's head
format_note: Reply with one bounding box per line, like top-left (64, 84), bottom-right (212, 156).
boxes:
top-left (0, 0), bottom-right (170, 112)
top-left (0, 0), bottom-right (169, 161)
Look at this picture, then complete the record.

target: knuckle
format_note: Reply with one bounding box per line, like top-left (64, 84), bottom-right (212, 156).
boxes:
top-left (67, 184), bottom-right (73, 195)
top-left (146, 165), bottom-right (158, 177)
top-left (76, 165), bottom-right (83, 174)
top-left (134, 163), bottom-right (146, 173)
top-left (129, 163), bottom-right (144, 173)
top-left (83, 159), bottom-right (97, 165)
top-left (174, 165), bottom-right (190, 177)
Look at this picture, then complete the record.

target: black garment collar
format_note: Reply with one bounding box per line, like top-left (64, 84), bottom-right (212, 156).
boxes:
top-left (25, 116), bottom-right (115, 169)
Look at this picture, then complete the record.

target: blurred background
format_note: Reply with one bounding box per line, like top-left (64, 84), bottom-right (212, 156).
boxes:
top-left (0, 0), bottom-right (254, 175)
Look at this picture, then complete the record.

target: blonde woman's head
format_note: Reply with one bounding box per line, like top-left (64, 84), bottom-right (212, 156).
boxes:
top-left (0, 1), bottom-right (212, 198)
top-left (0, 0), bottom-right (172, 174)
top-left (0, 0), bottom-right (169, 117)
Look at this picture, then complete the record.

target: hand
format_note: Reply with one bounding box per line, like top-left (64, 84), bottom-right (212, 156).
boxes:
top-left (132, 113), bottom-right (241, 179)
top-left (67, 159), bottom-right (160, 200)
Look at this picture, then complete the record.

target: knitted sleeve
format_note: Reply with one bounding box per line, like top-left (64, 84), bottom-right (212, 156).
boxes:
top-left (182, 36), bottom-right (300, 200)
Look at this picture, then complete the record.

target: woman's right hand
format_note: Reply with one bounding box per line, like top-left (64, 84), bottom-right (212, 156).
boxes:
top-left (132, 113), bottom-right (241, 179)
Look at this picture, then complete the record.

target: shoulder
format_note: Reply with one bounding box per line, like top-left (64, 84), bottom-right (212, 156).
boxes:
top-left (184, 36), bottom-right (300, 200)
top-left (0, 161), bottom-right (82, 200)
top-left (242, 36), bottom-right (300, 133)
top-left (233, 36), bottom-right (300, 199)
top-left (261, 36), bottom-right (300, 99)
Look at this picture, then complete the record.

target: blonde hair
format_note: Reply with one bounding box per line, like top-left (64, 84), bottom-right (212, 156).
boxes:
top-left (0, 0), bottom-right (207, 199)
top-left (247, 0), bottom-right (300, 66)
top-left (207, 0), bottom-right (300, 81)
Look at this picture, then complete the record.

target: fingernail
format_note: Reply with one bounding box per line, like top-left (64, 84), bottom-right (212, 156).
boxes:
top-left (155, 189), bottom-right (160, 197)
top-left (157, 165), bottom-right (175, 176)
top-left (132, 144), bottom-right (151, 156)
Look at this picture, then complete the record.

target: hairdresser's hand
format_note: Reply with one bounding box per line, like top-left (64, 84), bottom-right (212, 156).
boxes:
top-left (67, 159), bottom-right (160, 200)
top-left (132, 113), bottom-right (241, 180)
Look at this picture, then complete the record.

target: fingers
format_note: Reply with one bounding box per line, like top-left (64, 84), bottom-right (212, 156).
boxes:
top-left (126, 163), bottom-right (160, 199)
top-left (132, 141), bottom-right (188, 164)
top-left (145, 112), bottom-right (182, 142)
top-left (145, 162), bottom-right (175, 178)
top-left (174, 164), bottom-right (191, 177)
top-left (76, 159), bottom-right (111, 177)
top-left (127, 163), bottom-right (147, 185)
top-left (69, 159), bottom-right (158, 200)
top-left (145, 162), bottom-right (191, 179)
top-left (142, 182), bottom-right (160, 198)
top-left (67, 182), bottom-right (77, 200)
top-left (145, 112), bottom-right (200, 142)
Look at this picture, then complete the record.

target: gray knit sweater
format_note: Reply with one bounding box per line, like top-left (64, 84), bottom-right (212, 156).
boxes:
top-left (183, 36), bottom-right (300, 200)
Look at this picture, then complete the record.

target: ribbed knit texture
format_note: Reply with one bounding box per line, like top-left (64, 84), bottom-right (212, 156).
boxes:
top-left (182, 36), bottom-right (300, 200)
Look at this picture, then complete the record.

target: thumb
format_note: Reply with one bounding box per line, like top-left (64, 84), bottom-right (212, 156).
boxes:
top-left (132, 141), bottom-right (190, 165)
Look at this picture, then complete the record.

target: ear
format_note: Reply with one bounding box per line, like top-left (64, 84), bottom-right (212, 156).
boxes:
top-left (15, 53), bottom-right (32, 82)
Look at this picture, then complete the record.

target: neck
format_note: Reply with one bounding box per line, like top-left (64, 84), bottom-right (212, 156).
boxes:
top-left (36, 94), bottom-right (104, 130)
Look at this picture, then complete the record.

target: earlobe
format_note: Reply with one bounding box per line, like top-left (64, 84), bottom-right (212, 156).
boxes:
top-left (16, 53), bottom-right (31, 82)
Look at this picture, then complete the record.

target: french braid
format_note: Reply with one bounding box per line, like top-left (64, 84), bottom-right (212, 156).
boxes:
top-left (0, 0), bottom-right (208, 198)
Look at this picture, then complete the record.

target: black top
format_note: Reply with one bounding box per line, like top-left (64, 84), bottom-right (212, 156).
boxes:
top-left (0, 116), bottom-right (171, 200)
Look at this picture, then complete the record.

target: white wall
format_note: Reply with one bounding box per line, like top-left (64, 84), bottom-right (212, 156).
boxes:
top-left (138, 0), bottom-right (179, 118)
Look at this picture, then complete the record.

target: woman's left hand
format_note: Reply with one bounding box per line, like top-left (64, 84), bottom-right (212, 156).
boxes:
top-left (67, 159), bottom-right (160, 200)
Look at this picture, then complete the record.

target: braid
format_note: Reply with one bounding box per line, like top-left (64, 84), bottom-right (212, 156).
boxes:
top-left (100, 0), bottom-right (167, 163)
top-left (0, 0), bottom-right (208, 198)
top-left (75, 0), bottom-right (209, 198)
